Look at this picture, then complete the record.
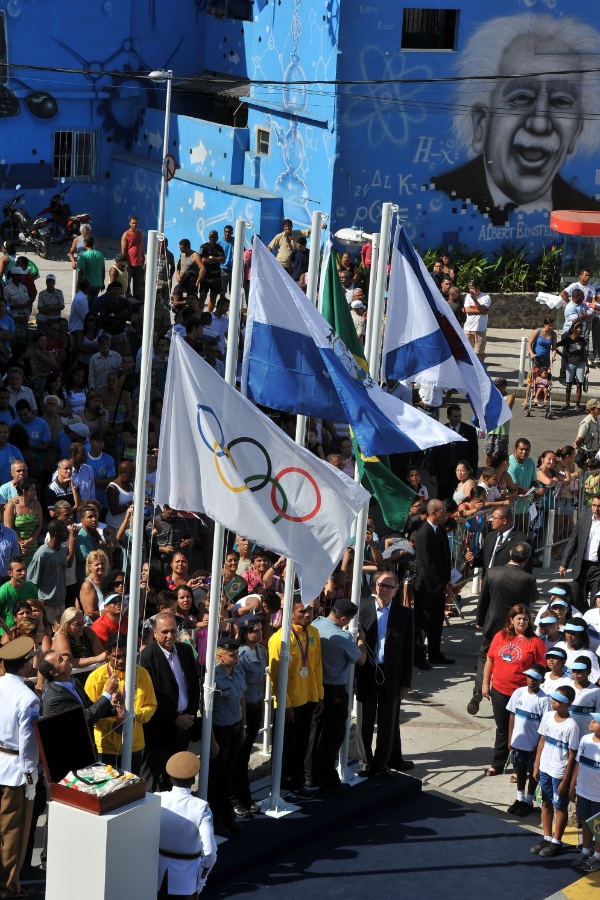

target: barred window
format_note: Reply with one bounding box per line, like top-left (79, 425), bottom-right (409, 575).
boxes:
top-left (53, 130), bottom-right (98, 182)
top-left (401, 9), bottom-right (458, 51)
top-left (256, 127), bottom-right (270, 156)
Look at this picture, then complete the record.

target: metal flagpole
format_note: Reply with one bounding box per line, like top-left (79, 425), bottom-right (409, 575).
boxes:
top-left (262, 209), bottom-right (325, 818)
top-left (363, 232), bottom-right (379, 365)
top-left (369, 203), bottom-right (395, 382)
top-left (198, 218), bottom-right (247, 800)
top-left (122, 230), bottom-right (160, 770)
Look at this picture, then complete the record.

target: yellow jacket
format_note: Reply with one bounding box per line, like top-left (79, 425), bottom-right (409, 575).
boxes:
top-left (268, 624), bottom-right (323, 708)
top-left (85, 664), bottom-right (156, 755)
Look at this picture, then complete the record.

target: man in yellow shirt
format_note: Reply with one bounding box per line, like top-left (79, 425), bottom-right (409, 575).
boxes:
top-left (269, 595), bottom-right (323, 798)
top-left (85, 633), bottom-right (156, 775)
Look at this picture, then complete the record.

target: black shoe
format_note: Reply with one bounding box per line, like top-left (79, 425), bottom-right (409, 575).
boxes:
top-left (369, 764), bottom-right (394, 780)
top-left (429, 654), bottom-right (455, 665)
top-left (467, 694), bottom-right (482, 716)
top-left (514, 801), bottom-right (535, 817)
top-left (388, 758), bottom-right (415, 772)
top-left (248, 803), bottom-right (260, 813)
top-left (539, 841), bottom-right (562, 857)
top-left (233, 804), bottom-right (251, 818)
top-left (293, 785), bottom-right (313, 799)
top-left (507, 799), bottom-right (521, 814)
top-left (214, 824), bottom-right (231, 839)
top-left (530, 838), bottom-right (551, 855)
top-left (415, 660), bottom-right (432, 670)
top-left (357, 764), bottom-right (370, 777)
top-left (228, 820), bottom-right (244, 833)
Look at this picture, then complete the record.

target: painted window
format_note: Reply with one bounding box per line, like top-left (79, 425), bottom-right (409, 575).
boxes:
top-left (256, 127), bottom-right (270, 156)
top-left (401, 8), bottom-right (458, 51)
top-left (208, 0), bottom-right (253, 21)
top-left (53, 130), bottom-right (98, 182)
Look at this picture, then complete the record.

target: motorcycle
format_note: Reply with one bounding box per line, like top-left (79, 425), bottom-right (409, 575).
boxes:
top-left (36, 179), bottom-right (92, 243)
top-left (1, 185), bottom-right (49, 258)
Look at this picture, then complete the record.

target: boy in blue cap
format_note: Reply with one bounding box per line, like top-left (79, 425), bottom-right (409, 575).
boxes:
top-left (506, 662), bottom-right (550, 816)
top-left (531, 684), bottom-right (579, 857)
top-left (569, 712), bottom-right (600, 873)
top-left (570, 656), bottom-right (600, 742)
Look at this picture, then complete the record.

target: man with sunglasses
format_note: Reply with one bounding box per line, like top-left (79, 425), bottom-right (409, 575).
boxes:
top-left (0, 636), bottom-right (39, 900)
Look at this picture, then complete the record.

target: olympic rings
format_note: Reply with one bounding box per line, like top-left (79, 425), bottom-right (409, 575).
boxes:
top-left (197, 404), bottom-right (322, 524)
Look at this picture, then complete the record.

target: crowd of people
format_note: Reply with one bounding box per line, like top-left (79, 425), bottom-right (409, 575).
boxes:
top-left (0, 224), bottom-right (600, 899)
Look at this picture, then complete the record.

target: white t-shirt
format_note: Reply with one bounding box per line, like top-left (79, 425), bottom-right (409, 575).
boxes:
top-left (507, 686), bottom-right (550, 751)
top-left (542, 672), bottom-right (573, 695)
top-left (575, 734), bottom-right (600, 802)
top-left (553, 641), bottom-right (600, 684)
top-left (463, 292), bottom-right (491, 332)
top-left (570, 684), bottom-right (600, 742)
top-left (538, 711), bottom-right (580, 778)
top-left (583, 607), bottom-right (600, 641)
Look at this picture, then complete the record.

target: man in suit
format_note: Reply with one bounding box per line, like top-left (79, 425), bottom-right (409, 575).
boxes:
top-left (560, 493), bottom-right (600, 612)
top-left (355, 571), bottom-right (414, 779)
top-left (429, 405), bottom-right (478, 501)
top-left (467, 543), bottom-right (538, 716)
top-left (139, 612), bottom-right (201, 792)
top-left (413, 499), bottom-right (453, 669)
top-left (466, 505), bottom-right (532, 574)
top-left (39, 650), bottom-right (118, 725)
top-left (431, 15), bottom-right (600, 227)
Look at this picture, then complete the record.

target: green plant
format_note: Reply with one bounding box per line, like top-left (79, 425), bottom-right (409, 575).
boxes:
top-left (531, 244), bottom-right (562, 293)
top-left (489, 242), bottom-right (531, 293)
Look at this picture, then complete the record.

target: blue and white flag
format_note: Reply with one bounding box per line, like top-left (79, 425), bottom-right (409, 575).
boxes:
top-left (383, 225), bottom-right (512, 433)
top-left (155, 336), bottom-right (369, 604)
top-left (241, 238), bottom-right (465, 458)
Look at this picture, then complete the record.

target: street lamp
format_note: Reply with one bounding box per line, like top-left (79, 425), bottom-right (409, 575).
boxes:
top-left (147, 69), bottom-right (173, 233)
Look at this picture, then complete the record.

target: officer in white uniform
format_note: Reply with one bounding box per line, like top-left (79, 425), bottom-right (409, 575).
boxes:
top-left (155, 751), bottom-right (217, 899)
top-left (0, 636), bottom-right (39, 900)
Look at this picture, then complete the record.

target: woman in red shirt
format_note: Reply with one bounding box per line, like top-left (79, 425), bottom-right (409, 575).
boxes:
top-left (482, 604), bottom-right (546, 776)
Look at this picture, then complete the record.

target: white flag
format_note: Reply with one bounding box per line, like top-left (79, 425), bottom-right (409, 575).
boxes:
top-left (155, 336), bottom-right (370, 603)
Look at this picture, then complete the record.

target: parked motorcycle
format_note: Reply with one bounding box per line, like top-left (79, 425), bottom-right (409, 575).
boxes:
top-left (1, 185), bottom-right (49, 258)
top-left (36, 180), bottom-right (92, 243)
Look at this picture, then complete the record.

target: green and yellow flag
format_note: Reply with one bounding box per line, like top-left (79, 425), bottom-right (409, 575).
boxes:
top-left (320, 249), bottom-right (416, 532)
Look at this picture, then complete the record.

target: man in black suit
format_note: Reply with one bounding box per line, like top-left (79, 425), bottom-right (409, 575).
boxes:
top-left (429, 405), bottom-right (478, 501)
top-left (466, 505), bottom-right (532, 574)
top-left (467, 543), bottom-right (538, 716)
top-left (560, 494), bottom-right (600, 612)
top-left (139, 612), bottom-right (201, 791)
top-left (355, 571), bottom-right (414, 779)
top-left (413, 499), bottom-right (454, 669)
top-left (39, 650), bottom-right (117, 724)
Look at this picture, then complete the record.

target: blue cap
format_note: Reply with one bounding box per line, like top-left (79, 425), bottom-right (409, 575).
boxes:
top-left (591, 713), bottom-right (600, 723)
top-left (540, 616), bottom-right (559, 624)
top-left (548, 587), bottom-right (567, 596)
top-left (564, 622), bottom-right (585, 632)
top-left (571, 661), bottom-right (591, 670)
top-left (545, 647), bottom-right (567, 659)
top-left (550, 599), bottom-right (569, 608)
top-left (522, 668), bottom-right (543, 680)
top-left (548, 690), bottom-right (571, 703)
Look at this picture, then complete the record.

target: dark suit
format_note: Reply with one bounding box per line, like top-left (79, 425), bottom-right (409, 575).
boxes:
top-left (429, 421), bottom-right (478, 500)
top-left (139, 640), bottom-right (200, 791)
top-left (432, 155), bottom-right (600, 227)
top-left (42, 679), bottom-right (113, 727)
top-left (479, 527), bottom-right (532, 574)
top-left (355, 599), bottom-right (413, 771)
top-left (561, 509), bottom-right (600, 611)
top-left (472, 563), bottom-right (538, 697)
top-left (413, 519), bottom-right (451, 663)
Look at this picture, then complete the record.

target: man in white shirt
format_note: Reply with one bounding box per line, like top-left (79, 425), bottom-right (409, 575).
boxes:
top-left (88, 335), bottom-right (122, 391)
top-left (68, 278), bottom-right (90, 334)
top-left (7, 368), bottom-right (36, 413)
top-left (463, 277), bottom-right (491, 362)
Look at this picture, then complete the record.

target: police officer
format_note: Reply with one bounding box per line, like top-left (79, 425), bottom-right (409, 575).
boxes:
top-left (207, 637), bottom-right (246, 838)
top-left (0, 636), bottom-right (39, 900)
top-left (307, 599), bottom-right (367, 792)
top-left (155, 751), bottom-right (217, 900)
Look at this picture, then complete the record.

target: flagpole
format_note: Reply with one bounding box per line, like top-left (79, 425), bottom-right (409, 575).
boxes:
top-left (363, 232), bottom-right (379, 365)
top-left (122, 230), bottom-right (159, 771)
top-left (198, 218), bottom-right (247, 800)
top-left (369, 204), bottom-right (395, 382)
top-left (263, 209), bottom-right (325, 818)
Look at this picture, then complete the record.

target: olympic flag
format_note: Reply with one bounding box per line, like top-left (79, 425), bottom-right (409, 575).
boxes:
top-left (242, 238), bottom-right (466, 458)
top-left (155, 336), bottom-right (370, 603)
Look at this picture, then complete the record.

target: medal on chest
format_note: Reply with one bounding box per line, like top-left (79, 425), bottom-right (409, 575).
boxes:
top-left (292, 626), bottom-right (309, 678)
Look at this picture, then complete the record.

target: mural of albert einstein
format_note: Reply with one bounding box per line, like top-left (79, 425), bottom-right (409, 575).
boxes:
top-left (432, 14), bottom-right (600, 225)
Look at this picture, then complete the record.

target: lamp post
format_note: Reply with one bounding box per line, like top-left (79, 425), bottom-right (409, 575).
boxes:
top-left (147, 69), bottom-right (173, 233)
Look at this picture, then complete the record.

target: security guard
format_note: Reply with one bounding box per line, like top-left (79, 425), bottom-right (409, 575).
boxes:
top-left (208, 637), bottom-right (246, 838)
top-left (0, 636), bottom-right (40, 900)
top-left (155, 751), bottom-right (217, 900)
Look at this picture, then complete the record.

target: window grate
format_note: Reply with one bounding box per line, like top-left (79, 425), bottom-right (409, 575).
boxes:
top-left (53, 130), bottom-right (98, 182)
top-left (401, 8), bottom-right (458, 51)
